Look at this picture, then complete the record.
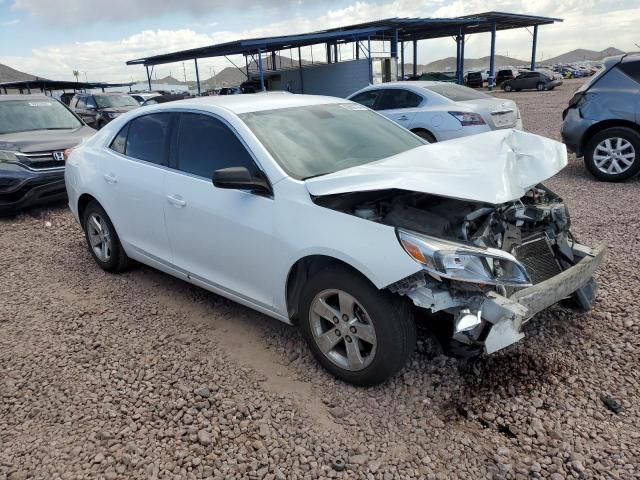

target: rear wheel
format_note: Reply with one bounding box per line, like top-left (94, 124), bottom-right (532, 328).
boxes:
top-left (503, 84), bottom-right (513, 92)
top-left (536, 82), bottom-right (546, 91)
top-left (82, 200), bottom-right (131, 273)
top-left (299, 265), bottom-right (416, 386)
top-left (584, 127), bottom-right (640, 182)
top-left (413, 129), bottom-right (437, 143)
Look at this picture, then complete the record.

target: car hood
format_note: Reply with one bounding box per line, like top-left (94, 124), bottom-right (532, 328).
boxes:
top-left (305, 129), bottom-right (567, 205)
top-left (0, 125), bottom-right (96, 153)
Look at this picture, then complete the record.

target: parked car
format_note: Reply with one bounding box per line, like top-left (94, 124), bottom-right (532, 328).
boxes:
top-left (495, 69), bottom-right (516, 86)
top-left (219, 87), bottom-right (242, 95)
top-left (59, 92), bottom-right (76, 105)
top-left (562, 54), bottom-right (640, 182)
top-left (129, 92), bottom-right (162, 104)
top-left (70, 93), bottom-right (139, 129)
top-left (465, 71), bottom-right (483, 88)
top-left (141, 94), bottom-right (186, 106)
top-left (347, 81), bottom-right (522, 143)
top-left (65, 94), bottom-right (604, 386)
top-left (0, 95), bottom-right (94, 215)
top-left (502, 70), bottom-right (562, 92)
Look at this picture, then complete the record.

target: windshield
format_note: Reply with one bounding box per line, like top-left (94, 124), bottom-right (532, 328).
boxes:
top-left (95, 95), bottom-right (139, 108)
top-left (424, 84), bottom-right (491, 101)
top-left (240, 103), bottom-right (425, 179)
top-left (0, 99), bottom-right (82, 134)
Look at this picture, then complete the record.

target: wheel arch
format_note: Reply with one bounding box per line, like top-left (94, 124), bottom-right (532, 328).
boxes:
top-left (77, 193), bottom-right (98, 221)
top-left (581, 120), bottom-right (640, 155)
top-left (285, 255), bottom-right (379, 323)
top-left (410, 127), bottom-right (437, 142)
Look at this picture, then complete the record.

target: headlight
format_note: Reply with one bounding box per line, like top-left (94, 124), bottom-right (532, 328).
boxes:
top-left (397, 229), bottom-right (531, 287)
top-left (0, 150), bottom-right (20, 162)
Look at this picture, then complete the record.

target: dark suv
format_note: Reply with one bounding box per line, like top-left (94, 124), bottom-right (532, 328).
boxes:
top-left (70, 93), bottom-right (139, 129)
top-left (465, 71), bottom-right (483, 88)
top-left (502, 70), bottom-right (562, 92)
top-left (561, 54), bottom-right (640, 181)
top-left (495, 69), bottom-right (515, 86)
top-left (0, 95), bottom-right (94, 215)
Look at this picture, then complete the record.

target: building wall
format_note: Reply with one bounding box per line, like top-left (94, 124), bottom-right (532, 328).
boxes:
top-left (258, 59), bottom-right (371, 98)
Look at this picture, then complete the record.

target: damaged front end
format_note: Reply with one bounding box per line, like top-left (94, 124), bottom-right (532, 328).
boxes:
top-left (315, 185), bottom-right (605, 356)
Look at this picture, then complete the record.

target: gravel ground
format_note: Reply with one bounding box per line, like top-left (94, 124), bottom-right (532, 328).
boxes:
top-left (1, 78), bottom-right (639, 480)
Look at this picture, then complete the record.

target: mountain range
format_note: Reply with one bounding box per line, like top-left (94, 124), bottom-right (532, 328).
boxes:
top-left (0, 47), bottom-right (627, 87)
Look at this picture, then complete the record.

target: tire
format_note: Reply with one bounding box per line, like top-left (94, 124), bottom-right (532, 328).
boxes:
top-left (299, 264), bottom-right (416, 386)
top-left (82, 200), bottom-right (131, 273)
top-left (536, 82), bottom-right (545, 91)
top-left (413, 129), bottom-right (437, 143)
top-left (584, 127), bottom-right (640, 182)
top-left (503, 84), bottom-right (513, 92)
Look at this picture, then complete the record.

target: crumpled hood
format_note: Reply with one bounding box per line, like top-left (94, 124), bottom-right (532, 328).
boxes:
top-left (305, 129), bottom-right (567, 205)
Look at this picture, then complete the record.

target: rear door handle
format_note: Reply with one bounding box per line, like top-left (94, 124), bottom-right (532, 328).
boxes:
top-left (167, 194), bottom-right (186, 208)
top-left (103, 173), bottom-right (117, 184)
top-left (398, 115), bottom-right (409, 121)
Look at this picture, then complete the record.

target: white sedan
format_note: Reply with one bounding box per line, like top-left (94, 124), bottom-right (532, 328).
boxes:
top-left (65, 94), bottom-right (603, 386)
top-left (348, 81), bottom-right (523, 142)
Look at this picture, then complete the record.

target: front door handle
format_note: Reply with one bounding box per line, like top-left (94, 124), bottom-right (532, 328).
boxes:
top-left (103, 173), bottom-right (117, 184)
top-left (167, 194), bottom-right (186, 208)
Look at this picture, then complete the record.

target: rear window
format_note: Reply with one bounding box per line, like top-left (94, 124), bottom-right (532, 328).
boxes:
top-left (95, 95), bottom-right (139, 108)
top-left (618, 60), bottom-right (640, 83)
top-left (424, 84), bottom-right (491, 101)
top-left (0, 99), bottom-right (82, 134)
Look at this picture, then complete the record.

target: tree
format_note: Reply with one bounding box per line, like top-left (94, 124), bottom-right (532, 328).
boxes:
top-left (73, 70), bottom-right (79, 82)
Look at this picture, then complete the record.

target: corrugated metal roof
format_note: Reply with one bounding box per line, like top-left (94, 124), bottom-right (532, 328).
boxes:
top-left (126, 12), bottom-right (562, 67)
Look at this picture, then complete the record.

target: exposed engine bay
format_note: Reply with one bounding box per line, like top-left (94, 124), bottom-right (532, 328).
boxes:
top-left (314, 185), bottom-right (605, 357)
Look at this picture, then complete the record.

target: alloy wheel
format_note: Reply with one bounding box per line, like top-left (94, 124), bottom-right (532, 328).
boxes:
top-left (87, 213), bottom-right (112, 262)
top-left (593, 137), bottom-right (636, 175)
top-left (309, 289), bottom-right (377, 372)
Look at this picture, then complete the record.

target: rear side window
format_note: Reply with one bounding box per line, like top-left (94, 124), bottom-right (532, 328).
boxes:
top-left (350, 90), bottom-right (380, 108)
top-left (125, 113), bottom-right (171, 165)
top-left (377, 89), bottom-right (423, 110)
top-left (618, 60), bottom-right (640, 83)
top-left (176, 113), bottom-right (259, 179)
top-left (109, 123), bottom-right (129, 155)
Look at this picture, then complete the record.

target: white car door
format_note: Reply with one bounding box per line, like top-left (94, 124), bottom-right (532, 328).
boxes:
top-left (163, 112), bottom-right (276, 309)
top-left (375, 89), bottom-right (423, 129)
top-left (99, 113), bottom-right (173, 262)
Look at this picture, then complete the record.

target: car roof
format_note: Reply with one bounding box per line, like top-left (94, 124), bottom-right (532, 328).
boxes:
top-left (152, 93), bottom-right (347, 114)
top-left (0, 94), bottom-right (56, 102)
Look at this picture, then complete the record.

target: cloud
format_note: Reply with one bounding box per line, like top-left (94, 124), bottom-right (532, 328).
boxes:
top-left (2, 19), bottom-right (20, 25)
top-left (11, 0), bottom-right (303, 25)
top-left (2, 0), bottom-right (639, 83)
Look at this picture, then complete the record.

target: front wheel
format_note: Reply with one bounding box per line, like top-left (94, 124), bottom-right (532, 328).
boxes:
top-left (299, 265), bottom-right (416, 386)
top-left (584, 127), bottom-right (640, 182)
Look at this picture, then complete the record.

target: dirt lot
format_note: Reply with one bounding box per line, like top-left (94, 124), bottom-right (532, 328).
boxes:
top-left (1, 78), bottom-right (639, 480)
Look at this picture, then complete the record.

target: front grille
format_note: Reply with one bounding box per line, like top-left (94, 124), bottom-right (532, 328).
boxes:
top-left (16, 151), bottom-right (65, 171)
top-left (512, 235), bottom-right (562, 285)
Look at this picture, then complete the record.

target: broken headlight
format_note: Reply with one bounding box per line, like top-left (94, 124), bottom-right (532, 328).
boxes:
top-left (397, 229), bottom-right (532, 287)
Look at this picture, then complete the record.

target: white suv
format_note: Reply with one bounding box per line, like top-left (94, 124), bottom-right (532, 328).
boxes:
top-left (65, 95), bottom-right (603, 386)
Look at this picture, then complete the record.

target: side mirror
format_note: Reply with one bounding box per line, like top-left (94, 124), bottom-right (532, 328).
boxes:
top-left (212, 166), bottom-right (271, 195)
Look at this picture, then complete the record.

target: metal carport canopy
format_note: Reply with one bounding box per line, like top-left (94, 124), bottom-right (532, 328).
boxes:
top-left (126, 11), bottom-right (562, 67)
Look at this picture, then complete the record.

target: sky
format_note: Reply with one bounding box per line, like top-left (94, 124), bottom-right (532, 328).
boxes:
top-left (0, 0), bottom-right (639, 83)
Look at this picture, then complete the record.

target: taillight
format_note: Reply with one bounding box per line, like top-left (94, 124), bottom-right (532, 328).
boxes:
top-left (63, 148), bottom-right (74, 161)
top-left (448, 111), bottom-right (486, 126)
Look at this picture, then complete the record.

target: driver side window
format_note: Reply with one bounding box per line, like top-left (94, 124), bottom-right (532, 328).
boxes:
top-left (175, 113), bottom-right (261, 179)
